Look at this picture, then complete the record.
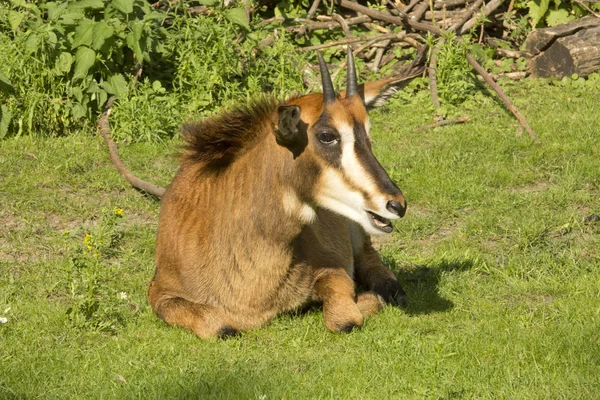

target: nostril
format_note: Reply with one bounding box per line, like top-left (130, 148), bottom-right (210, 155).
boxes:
top-left (386, 200), bottom-right (406, 217)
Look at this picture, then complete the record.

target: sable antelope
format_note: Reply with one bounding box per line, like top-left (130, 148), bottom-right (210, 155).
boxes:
top-left (147, 48), bottom-right (410, 338)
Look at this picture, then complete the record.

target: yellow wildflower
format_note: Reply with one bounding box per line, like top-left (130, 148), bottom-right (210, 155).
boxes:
top-left (113, 207), bottom-right (124, 217)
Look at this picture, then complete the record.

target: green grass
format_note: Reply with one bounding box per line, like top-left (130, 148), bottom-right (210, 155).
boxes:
top-left (1, 79), bottom-right (599, 399)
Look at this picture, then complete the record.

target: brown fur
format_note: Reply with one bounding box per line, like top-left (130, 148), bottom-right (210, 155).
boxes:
top-left (148, 80), bottom-right (407, 338)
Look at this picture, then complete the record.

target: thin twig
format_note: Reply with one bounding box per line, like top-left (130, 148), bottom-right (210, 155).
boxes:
top-left (459, 0), bottom-right (504, 34)
top-left (465, 52), bottom-right (538, 141)
top-left (450, 0), bottom-right (484, 32)
top-left (428, 38), bottom-right (445, 118)
top-left (572, 0), bottom-right (600, 18)
top-left (307, 0), bottom-right (321, 20)
top-left (297, 32), bottom-right (406, 52)
top-left (332, 13), bottom-right (352, 38)
top-left (372, 39), bottom-right (391, 71)
top-left (414, 115), bottom-right (470, 131)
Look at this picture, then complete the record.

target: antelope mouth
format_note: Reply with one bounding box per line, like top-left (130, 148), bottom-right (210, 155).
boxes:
top-left (366, 211), bottom-right (393, 233)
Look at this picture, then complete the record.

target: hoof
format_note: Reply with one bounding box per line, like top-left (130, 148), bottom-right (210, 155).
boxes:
top-left (374, 279), bottom-right (407, 307)
top-left (217, 325), bottom-right (240, 339)
top-left (338, 322), bottom-right (359, 333)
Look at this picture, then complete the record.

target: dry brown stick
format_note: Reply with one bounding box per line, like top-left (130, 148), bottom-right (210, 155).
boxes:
top-left (450, 0), bottom-right (485, 32)
top-left (460, 0), bottom-right (504, 34)
top-left (414, 115), bottom-right (470, 131)
top-left (306, 0), bottom-right (322, 20)
top-left (332, 13), bottom-right (352, 38)
top-left (410, 1), bottom-right (430, 22)
top-left (433, 0), bottom-right (469, 9)
top-left (572, 0), bottom-right (600, 18)
top-left (465, 52), bottom-right (538, 141)
top-left (372, 39), bottom-right (391, 71)
top-left (297, 32), bottom-right (406, 52)
top-left (403, 0), bottom-right (422, 13)
top-left (337, 0), bottom-right (537, 140)
top-left (428, 38), bottom-right (445, 117)
top-left (97, 97), bottom-right (166, 198)
top-left (264, 15), bottom-right (371, 33)
top-left (336, 0), bottom-right (443, 35)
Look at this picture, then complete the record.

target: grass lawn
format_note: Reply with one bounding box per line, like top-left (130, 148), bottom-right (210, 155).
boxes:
top-left (1, 78), bottom-right (599, 399)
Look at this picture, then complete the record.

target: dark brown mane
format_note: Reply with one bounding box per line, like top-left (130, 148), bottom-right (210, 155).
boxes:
top-left (181, 96), bottom-right (280, 169)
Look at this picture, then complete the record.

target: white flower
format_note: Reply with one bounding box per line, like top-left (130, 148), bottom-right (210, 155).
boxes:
top-left (0, 317), bottom-right (7, 324)
top-left (118, 292), bottom-right (128, 300)
top-left (3, 307), bottom-right (10, 314)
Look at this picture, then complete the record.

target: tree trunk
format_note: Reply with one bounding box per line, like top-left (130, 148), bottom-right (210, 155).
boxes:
top-left (526, 16), bottom-right (600, 78)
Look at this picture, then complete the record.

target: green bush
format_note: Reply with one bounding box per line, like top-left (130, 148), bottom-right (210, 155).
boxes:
top-left (0, 1), bottom-right (308, 141)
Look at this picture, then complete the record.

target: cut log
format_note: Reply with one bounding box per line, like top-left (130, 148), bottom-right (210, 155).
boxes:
top-left (526, 16), bottom-right (600, 78)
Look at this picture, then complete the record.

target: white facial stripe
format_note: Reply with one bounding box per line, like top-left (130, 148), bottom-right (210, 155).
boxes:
top-left (337, 123), bottom-right (377, 195)
top-left (282, 189), bottom-right (316, 224)
top-left (328, 122), bottom-right (400, 223)
top-left (364, 117), bottom-right (371, 137)
top-left (316, 169), bottom-right (385, 235)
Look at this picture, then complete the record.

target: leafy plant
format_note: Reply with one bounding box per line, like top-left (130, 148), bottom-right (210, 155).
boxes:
top-left (65, 206), bottom-right (133, 333)
top-left (513, 0), bottom-right (600, 28)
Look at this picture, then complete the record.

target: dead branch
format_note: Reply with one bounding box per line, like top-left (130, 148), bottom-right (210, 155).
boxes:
top-left (459, 0), bottom-right (505, 34)
top-left (414, 115), bottom-right (470, 131)
top-left (572, 0), bottom-right (600, 18)
top-left (428, 38), bottom-right (444, 119)
top-left (465, 52), bottom-right (538, 141)
top-left (297, 32), bottom-right (408, 52)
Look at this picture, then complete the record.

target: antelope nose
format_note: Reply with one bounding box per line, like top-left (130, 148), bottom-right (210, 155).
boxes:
top-left (386, 199), bottom-right (406, 218)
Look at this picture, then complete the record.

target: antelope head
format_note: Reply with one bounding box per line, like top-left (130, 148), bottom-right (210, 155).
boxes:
top-left (275, 48), bottom-right (407, 235)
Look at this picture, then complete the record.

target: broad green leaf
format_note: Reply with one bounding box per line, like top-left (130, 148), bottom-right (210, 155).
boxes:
top-left (100, 80), bottom-right (114, 94)
top-left (73, 46), bottom-right (96, 81)
top-left (72, 19), bottom-right (95, 49)
top-left (47, 2), bottom-right (68, 21)
top-left (56, 52), bottom-right (74, 74)
top-left (199, 0), bottom-right (219, 5)
top-left (24, 33), bottom-right (40, 55)
top-left (527, 0), bottom-right (550, 27)
top-left (546, 8), bottom-right (574, 27)
top-left (70, 0), bottom-right (106, 10)
top-left (0, 105), bottom-right (12, 139)
top-left (60, 11), bottom-right (85, 25)
top-left (71, 103), bottom-right (87, 120)
top-left (126, 24), bottom-right (144, 62)
top-left (86, 80), bottom-right (99, 93)
top-left (46, 31), bottom-right (58, 49)
top-left (91, 21), bottom-right (115, 50)
top-left (7, 11), bottom-right (25, 31)
top-left (0, 71), bottom-right (14, 94)
top-left (97, 88), bottom-right (108, 108)
top-left (111, 0), bottom-right (134, 14)
top-left (69, 87), bottom-right (83, 102)
top-left (108, 74), bottom-right (128, 99)
top-left (224, 8), bottom-right (250, 31)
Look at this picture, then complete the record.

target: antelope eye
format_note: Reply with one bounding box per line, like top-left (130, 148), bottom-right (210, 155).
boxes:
top-left (317, 132), bottom-right (339, 145)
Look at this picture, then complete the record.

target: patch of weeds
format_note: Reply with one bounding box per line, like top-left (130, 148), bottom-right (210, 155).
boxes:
top-left (435, 34), bottom-right (478, 108)
top-left (64, 206), bottom-right (136, 334)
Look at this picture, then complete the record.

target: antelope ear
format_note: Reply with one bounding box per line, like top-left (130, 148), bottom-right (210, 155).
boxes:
top-left (274, 105), bottom-right (307, 158)
top-left (344, 46), bottom-right (426, 110)
top-left (358, 74), bottom-right (420, 111)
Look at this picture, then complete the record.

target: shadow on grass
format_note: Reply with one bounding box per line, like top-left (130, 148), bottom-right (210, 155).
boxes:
top-left (383, 256), bottom-right (475, 316)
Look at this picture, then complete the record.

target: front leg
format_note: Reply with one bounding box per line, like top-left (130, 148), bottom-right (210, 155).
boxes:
top-left (354, 237), bottom-right (407, 308)
top-left (312, 268), bottom-right (364, 332)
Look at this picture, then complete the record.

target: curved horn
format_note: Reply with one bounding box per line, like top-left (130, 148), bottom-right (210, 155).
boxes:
top-left (346, 46), bottom-right (358, 98)
top-left (317, 51), bottom-right (336, 104)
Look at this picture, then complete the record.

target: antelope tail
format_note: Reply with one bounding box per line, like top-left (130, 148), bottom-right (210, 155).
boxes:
top-left (97, 96), bottom-right (166, 199)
